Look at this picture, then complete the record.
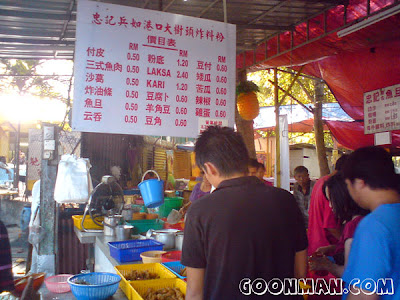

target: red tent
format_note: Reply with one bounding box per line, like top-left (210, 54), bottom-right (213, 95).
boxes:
top-left (238, 1), bottom-right (400, 151)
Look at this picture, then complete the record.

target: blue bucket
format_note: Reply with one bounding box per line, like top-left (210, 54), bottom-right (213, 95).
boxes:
top-left (138, 170), bottom-right (164, 208)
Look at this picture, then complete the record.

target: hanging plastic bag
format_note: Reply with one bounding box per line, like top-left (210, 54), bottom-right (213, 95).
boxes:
top-left (54, 154), bottom-right (93, 203)
top-left (28, 205), bottom-right (44, 246)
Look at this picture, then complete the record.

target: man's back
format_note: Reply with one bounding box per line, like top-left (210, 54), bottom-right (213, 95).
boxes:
top-left (182, 176), bottom-right (307, 299)
top-left (343, 203), bottom-right (400, 300)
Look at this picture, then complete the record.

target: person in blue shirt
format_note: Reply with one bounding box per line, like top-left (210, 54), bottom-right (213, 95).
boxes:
top-left (342, 146), bottom-right (400, 300)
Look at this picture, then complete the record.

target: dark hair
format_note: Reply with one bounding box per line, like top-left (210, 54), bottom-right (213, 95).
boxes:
top-left (335, 154), bottom-right (349, 171)
top-left (323, 173), bottom-right (369, 222)
top-left (0, 156), bottom-right (6, 163)
top-left (257, 162), bottom-right (266, 171)
top-left (294, 166), bottom-right (308, 175)
top-left (195, 126), bottom-right (249, 176)
top-left (248, 158), bottom-right (259, 168)
top-left (343, 146), bottom-right (399, 191)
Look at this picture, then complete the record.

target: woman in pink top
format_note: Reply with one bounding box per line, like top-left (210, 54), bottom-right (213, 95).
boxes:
top-left (309, 173), bottom-right (369, 277)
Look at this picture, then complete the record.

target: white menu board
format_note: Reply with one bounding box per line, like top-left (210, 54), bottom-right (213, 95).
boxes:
top-left (72, 0), bottom-right (236, 138)
top-left (364, 84), bottom-right (400, 134)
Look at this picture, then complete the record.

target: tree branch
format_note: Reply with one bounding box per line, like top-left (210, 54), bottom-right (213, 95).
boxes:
top-left (296, 78), bottom-right (314, 103)
top-left (278, 66), bottom-right (304, 106)
top-left (268, 79), bottom-right (313, 113)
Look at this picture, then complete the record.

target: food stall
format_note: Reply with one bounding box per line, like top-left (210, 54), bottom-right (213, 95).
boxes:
top-left (24, 0), bottom-right (236, 297)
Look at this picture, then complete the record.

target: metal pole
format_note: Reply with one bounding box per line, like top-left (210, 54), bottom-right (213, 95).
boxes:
top-left (14, 122), bottom-right (20, 191)
top-left (223, 0), bottom-right (227, 23)
top-left (274, 68), bottom-right (281, 188)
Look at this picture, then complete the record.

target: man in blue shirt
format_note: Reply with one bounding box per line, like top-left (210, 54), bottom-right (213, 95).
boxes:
top-left (342, 146), bottom-right (400, 300)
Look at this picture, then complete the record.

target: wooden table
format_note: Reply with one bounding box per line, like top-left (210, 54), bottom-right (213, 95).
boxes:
top-left (0, 189), bottom-right (18, 199)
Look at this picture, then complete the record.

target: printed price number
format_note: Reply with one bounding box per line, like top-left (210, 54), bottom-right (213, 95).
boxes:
top-left (125, 102), bottom-right (138, 111)
top-left (175, 119), bottom-right (187, 127)
top-left (216, 87), bottom-right (227, 95)
top-left (176, 95), bottom-right (188, 103)
top-left (177, 71), bottom-right (188, 79)
top-left (216, 75), bottom-right (227, 84)
top-left (126, 65), bottom-right (140, 73)
top-left (215, 110), bottom-right (227, 118)
top-left (216, 98), bottom-right (227, 106)
top-left (175, 107), bottom-right (188, 115)
top-left (127, 53), bottom-right (140, 61)
top-left (177, 59), bottom-right (188, 67)
top-left (124, 115), bottom-right (138, 124)
top-left (177, 83), bottom-right (188, 91)
top-left (126, 78), bottom-right (139, 86)
top-left (217, 64), bottom-right (227, 72)
top-left (126, 90), bottom-right (139, 99)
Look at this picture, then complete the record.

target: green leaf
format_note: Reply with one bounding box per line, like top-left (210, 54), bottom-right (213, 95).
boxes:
top-left (236, 80), bottom-right (259, 95)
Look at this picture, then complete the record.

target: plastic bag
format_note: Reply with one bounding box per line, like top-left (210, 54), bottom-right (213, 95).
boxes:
top-left (28, 206), bottom-right (44, 246)
top-left (54, 154), bottom-right (93, 203)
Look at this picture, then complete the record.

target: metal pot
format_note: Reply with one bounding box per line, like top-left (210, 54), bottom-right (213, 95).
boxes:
top-left (175, 231), bottom-right (184, 251)
top-left (146, 229), bottom-right (178, 250)
top-left (103, 215), bottom-right (123, 236)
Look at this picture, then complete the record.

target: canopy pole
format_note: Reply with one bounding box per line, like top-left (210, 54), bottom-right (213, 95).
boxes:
top-left (274, 68), bottom-right (281, 188)
top-left (223, 0), bottom-right (227, 23)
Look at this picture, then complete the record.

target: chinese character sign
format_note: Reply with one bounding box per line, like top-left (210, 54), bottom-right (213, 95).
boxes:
top-left (72, 0), bottom-right (236, 138)
top-left (364, 84), bottom-right (400, 134)
top-left (28, 129), bottom-right (42, 182)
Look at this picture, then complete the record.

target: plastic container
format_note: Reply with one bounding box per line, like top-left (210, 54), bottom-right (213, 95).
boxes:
top-left (115, 263), bottom-right (176, 299)
top-left (14, 272), bottom-right (45, 296)
top-left (138, 170), bottom-right (164, 208)
top-left (158, 197), bottom-right (184, 218)
top-left (140, 251), bottom-right (167, 264)
top-left (72, 215), bottom-right (104, 231)
top-left (129, 278), bottom-right (186, 300)
top-left (162, 261), bottom-right (186, 279)
top-left (126, 219), bottom-right (164, 234)
top-left (123, 189), bottom-right (141, 195)
top-left (108, 239), bottom-right (164, 263)
top-left (44, 274), bottom-right (72, 293)
top-left (161, 251), bottom-right (182, 262)
top-left (163, 219), bottom-right (185, 230)
top-left (68, 272), bottom-right (121, 300)
top-left (131, 204), bottom-right (147, 213)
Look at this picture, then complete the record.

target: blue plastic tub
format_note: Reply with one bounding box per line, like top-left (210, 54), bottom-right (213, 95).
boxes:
top-left (138, 178), bottom-right (164, 208)
top-left (108, 239), bottom-right (164, 263)
top-left (162, 261), bottom-right (186, 279)
top-left (67, 272), bottom-right (121, 300)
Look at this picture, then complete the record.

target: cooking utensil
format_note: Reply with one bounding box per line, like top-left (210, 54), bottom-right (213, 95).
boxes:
top-left (146, 229), bottom-right (178, 250)
top-left (167, 209), bottom-right (182, 224)
top-left (103, 215), bottom-right (123, 236)
top-left (115, 225), bottom-right (133, 240)
top-left (175, 231), bottom-right (184, 251)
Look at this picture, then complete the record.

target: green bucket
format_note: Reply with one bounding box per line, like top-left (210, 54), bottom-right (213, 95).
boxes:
top-left (157, 197), bottom-right (184, 218)
top-left (125, 219), bottom-right (164, 234)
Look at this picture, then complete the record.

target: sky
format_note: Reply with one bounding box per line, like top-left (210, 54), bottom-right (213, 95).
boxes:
top-left (0, 59), bottom-right (74, 124)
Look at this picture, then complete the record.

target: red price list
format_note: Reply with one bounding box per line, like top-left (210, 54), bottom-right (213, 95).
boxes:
top-left (214, 56), bottom-right (228, 119)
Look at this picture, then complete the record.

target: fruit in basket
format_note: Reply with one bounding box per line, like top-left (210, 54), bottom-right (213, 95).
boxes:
top-left (144, 287), bottom-right (184, 300)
